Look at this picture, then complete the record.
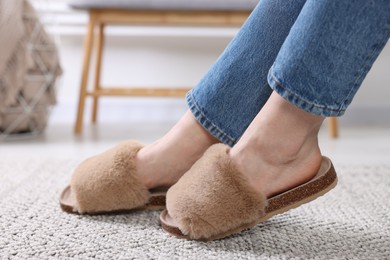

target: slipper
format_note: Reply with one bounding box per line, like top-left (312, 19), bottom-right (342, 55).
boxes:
top-left (60, 140), bottom-right (167, 215)
top-left (160, 144), bottom-right (338, 241)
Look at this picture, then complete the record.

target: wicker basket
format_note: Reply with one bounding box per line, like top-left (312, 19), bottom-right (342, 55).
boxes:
top-left (0, 0), bottom-right (61, 140)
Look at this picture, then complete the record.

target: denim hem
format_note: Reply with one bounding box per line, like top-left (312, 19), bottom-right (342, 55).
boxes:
top-left (267, 67), bottom-right (345, 117)
top-left (186, 91), bottom-right (237, 147)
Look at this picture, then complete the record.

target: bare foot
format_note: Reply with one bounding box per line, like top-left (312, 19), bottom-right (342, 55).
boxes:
top-left (230, 92), bottom-right (325, 198)
top-left (136, 111), bottom-right (219, 190)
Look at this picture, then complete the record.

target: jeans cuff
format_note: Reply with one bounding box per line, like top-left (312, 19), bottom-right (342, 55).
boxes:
top-left (186, 91), bottom-right (237, 147)
top-left (267, 67), bottom-right (345, 117)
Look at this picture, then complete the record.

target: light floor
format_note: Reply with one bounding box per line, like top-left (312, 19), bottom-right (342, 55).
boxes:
top-left (1, 121), bottom-right (389, 169)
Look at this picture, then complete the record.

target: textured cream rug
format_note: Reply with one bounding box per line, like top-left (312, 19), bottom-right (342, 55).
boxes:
top-left (0, 158), bottom-right (389, 259)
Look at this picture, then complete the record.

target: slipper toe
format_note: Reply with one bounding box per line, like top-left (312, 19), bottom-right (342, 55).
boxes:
top-left (162, 144), bottom-right (267, 240)
top-left (60, 140), bottom-right (151, 214)
top-left (59, 185), bottom-right (79, 213)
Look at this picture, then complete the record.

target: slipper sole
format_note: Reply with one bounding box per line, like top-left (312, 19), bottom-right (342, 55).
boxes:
top-left (60, 186), bottom-right (166, 215)
top-left (160, 157), bottom-right (337, 241)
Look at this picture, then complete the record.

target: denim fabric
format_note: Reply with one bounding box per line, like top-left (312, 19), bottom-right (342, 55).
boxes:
top-left (268, 0), bottom-right (390, 117)
top-left (187, 0), bottom-right (307, 146)
top-left (188, 0), bottom-right (390, 146)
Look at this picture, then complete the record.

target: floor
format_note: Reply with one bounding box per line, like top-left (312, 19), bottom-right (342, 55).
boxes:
top-left (1, 121), bottom-right (389, 168)
top-left (1, 121), bottom-right (389, 259)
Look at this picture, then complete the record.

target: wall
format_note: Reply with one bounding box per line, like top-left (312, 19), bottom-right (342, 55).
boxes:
top-left (51, 27), bottom-right (390, 126)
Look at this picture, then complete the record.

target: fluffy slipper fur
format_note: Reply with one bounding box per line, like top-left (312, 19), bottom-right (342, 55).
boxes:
top-left (160, 144), bottom-right (337, 240)
top-left (60, 140), bottom-right (166, 214)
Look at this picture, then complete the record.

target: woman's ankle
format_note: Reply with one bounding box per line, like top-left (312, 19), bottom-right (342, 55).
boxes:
top-left (229, 92), bottom-right (325, 197)
top-left (230, 134), bottom-right (322, 197)
top-left (136, 111), bottom-right (218, 189)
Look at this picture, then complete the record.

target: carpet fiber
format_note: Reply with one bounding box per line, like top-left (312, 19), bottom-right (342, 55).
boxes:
top-left (0, 158), bottom-right (389, 259)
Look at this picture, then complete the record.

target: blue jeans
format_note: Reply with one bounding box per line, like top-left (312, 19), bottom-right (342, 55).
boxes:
top-left (187, 0), bottom-right (390, 146)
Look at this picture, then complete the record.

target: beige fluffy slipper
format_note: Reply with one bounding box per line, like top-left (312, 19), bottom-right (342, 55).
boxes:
top-left (160, 144), bottom-right (338, 241)
top-left (60, 140), bottom-right (166, 215)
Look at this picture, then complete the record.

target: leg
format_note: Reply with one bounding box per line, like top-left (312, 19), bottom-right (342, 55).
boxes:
top-left (268, 0), bottom-right (390, 118)
top-left (328, 117), bottom-right (338, 138)
top-left (75, 13), bottom-right (95, 134)
top-left (92, 23), bottom-right (105, 124)
top-left (160, 1), bottom-right (390, 240)
top-left (232, 0), bottom-right (390, 196)
top-left (135, 0), bottom-right (307, 188)
top-left (188, 0), bottom-right (307, 146)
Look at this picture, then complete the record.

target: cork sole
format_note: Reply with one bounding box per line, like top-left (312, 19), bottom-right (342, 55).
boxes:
top-left (160, 157), bottom-right (337, 241)
top-left (60, 186), bottom-right (166, 215)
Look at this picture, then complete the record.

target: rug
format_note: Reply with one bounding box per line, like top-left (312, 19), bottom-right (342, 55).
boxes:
top-left (0, 158), bottom-right (389, 259)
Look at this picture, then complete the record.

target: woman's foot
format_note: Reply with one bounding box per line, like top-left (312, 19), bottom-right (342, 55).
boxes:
top-left (136, 111), bottom-right (219, 190)
top-left (160, 92), bottom-right (337, 240)
top-left (230, 92), bottom-right (325, 198)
